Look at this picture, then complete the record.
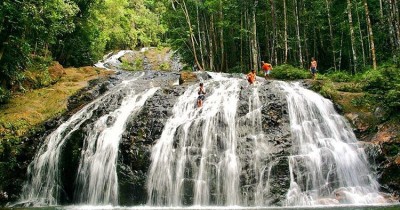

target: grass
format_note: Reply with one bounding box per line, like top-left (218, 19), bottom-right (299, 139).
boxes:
top-left (120, 47), bottom-right (172, 71)
top-left (0, 66), bottom-right (113, 139)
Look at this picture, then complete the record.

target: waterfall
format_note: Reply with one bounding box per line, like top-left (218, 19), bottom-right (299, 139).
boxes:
top-left (279, 82), bottom-right (383, 205)
top-left (94, 50), bottom-right (133, 69)
top-left (74, 87), bottom-right (159, 205)
top-left (18, 73), bottom-right (158, 206)
top-left (147, 74), bottom-right (242, 206)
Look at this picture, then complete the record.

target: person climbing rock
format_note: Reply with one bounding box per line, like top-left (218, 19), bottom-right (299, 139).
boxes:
top-left (261, 61), bottom-right (273, 79)
top-left (197, 82), bottom-right (206, 107)
top-left (247, 69), bottom-right (256, 85)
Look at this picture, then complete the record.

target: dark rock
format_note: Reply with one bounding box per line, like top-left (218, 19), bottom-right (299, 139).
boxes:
top-left (118, 85), bottom-right (186, 205)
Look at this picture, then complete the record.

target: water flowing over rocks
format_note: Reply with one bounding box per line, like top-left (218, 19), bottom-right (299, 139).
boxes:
top-left (2, 54), bottom-right (398, 207)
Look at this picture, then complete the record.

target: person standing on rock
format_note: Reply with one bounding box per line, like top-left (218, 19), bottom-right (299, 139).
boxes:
top-left (261, 61), bottom-right (273, 79)
top-left (247, 69), bottom-right (256, 85)
top-left (310, 57), bottom-right (318, 80)
top-left (197, 83), bottom-right (206, 108)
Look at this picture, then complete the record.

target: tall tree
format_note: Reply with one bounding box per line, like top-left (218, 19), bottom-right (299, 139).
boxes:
top-left (363, 0), bottom-right (377, 69)
top-left (347, 0), bottom-right (358, 73)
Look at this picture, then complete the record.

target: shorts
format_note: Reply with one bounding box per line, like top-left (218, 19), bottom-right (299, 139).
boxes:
top-left (311, 67), bottom-right (317, 74)
top-left (198, 95), bottom-right (205, 100)
top-left (264, 70), bottom-right (271, 76)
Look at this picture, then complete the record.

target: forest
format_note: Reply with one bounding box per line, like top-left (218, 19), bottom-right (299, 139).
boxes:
top-left (1, 0), bottom-right (400, 111)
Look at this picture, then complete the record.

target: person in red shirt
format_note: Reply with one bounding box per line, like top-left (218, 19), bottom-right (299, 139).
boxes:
top-left (247, 69), bottom-right (256, 85)
top-left (261, 61), bottom-right (273, 79)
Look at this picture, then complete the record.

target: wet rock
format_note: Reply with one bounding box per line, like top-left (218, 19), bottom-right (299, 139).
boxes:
top-left (118, 85), bottom-right (186, 205)
top-left (179, 72), bottom-right (198, 84)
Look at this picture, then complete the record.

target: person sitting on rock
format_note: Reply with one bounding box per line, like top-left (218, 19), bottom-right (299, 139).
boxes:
top-left (197, 83), bottom-right (206, 107)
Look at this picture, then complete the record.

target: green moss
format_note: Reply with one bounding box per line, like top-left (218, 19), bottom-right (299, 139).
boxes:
top-left (159, 62), bottom-right (170, 71)
top-left (270, 64), bottom-right (311, 80)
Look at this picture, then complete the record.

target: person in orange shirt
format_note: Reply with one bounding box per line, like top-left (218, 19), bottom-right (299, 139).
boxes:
top-left (310, 57), bottom-right (318, 80)
top-left (247, 69), bottom-right (256, 85)
top-left (261, 61), bottom-right (273, 79)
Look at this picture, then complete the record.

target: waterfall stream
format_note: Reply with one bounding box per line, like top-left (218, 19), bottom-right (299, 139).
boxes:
top-left (74, 87), bottom-right (159, 205)
top-left (147, 74), bottom-right (242, 206)
top-left (15, 57), bottom-right (389, 207)
top-left (280, 82), bottom-right (383, 206)
top-left (19, 72), bottom-right (158, 206)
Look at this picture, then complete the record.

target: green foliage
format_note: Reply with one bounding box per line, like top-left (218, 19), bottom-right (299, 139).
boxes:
top-left (0, 87), bottom-right (11, 104)
top-left (324, 71), bottom-right (353, 82)
top-left (159, 62), bottom-right (170, 71)
top-left (360, 64), bottom-right (400, 116)
top-left (318, 81), bottom-right (338, 100)
top-left (336, 83), bottom-right (362, 93)
top-left (270, 65), bottom-right (311, 80)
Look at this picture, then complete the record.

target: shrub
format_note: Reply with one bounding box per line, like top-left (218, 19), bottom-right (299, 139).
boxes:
top-left (0, 87), bottom-right (11, 104)
top-left (361, 69), bottom-right (385, 92)
top-left (159, 62), bottom-right (171, 71)
top-left (360, 64), bottom-right (400, 117)
top-left (385, 87), bottom-right (400, 113)
top-left (337, 83), bottom-right (362, 93)
top-left (121, 60), bottom-right (136, 71)
top-left (319, 81), bottom-right (338, 100)
top-left (325, 71), bottom-right (353, 82)
top-left (270, 64), bottom-right (311, 80)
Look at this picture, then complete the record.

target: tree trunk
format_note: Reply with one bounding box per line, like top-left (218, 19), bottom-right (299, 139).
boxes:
top-left (339, 31), bottom-right (344, 70)
top-left (347, 0), bottom-right (358, 74)
top-left (241, 9), bottom-right (244, 72)
top-left (325, 0), bottom-right (337, 70)
top-left (269, 0), bottom-right (277, 64)
top-left (294, 0), bottom-right (303, 67)
top-left (393, 0), bottom-right (400, 48)
top-left (219, 0), bottom-right (225, 71)
top-left (363, 0), bottom-right (377, 69)
top-left (180, 0), bottom-right (203, 70)
top-left (0, 46), bottom-right (4, 62)
top-left (356, 6), bottom-right (366, 67)
top-left (251, 1), bottom-right (259, 72)
top-left (379, 0), bottom-right (384, 18)
top-left (196, 3), bottom-right (206, 70)
top-left (209, 15), bottom-right (215, 71)
top-left (284, 0), bottom-right (288, 63)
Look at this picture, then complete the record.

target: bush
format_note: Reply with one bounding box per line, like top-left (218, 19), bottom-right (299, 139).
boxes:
top-left (361, 64), bottom-right (400, 92)
top-left (0, 87), bottom-right (11, 104)
top-left (360, 64), bottom-right (400, 117)
top-left (325, 71), bottom-right (353, 82)
top-left (159, 62), bottom-right (171, 71)
top-left (270, 64), bottom-right (311, 80)
top-left (319, 81), bottom-right (338, 100)
top-left (361, 69), bottom-right (385, 92)
top-left (385, 87), bottom-right (400, 112)
top-left (337, 83), bottom-right (362, 93)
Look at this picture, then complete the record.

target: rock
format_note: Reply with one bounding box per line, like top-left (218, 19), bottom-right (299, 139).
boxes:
top-left (179, 72), bottom-right (198, 84)
top-left (345, 113), bottom-right (371, 135)
top-left (48, 62), bottom-right (66, 81)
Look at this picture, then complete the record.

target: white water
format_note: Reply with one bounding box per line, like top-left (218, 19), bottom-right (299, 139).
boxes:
top-left (95, 50), bottom-right (133, 69)
top-left (147, 74), bottom-right (242, 206)
top-left (75, 87), bottom-right (159, 205)
top-left (18, 73), bottom-right (157, 206)
top-left (279, 82), bottom-right (383, 206)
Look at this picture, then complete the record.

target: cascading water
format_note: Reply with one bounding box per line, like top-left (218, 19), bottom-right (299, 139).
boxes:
top-left (279, 82), bottom-right (384, 206)
top-left (18, 71), bottom-right (159, 206)
top-left (94, 50), bottom-right (133, 69)
top-left (147, 74), bottom-right (242, 206)
top-left (147, 74), bottom-right (288, 207)
top-left (74, 87), bottom-right (159, 205)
